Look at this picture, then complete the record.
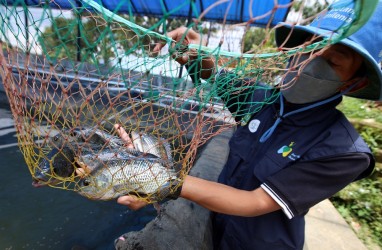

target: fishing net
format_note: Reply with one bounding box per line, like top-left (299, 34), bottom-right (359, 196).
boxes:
top-left (0, 0), bottom-right (377, 202)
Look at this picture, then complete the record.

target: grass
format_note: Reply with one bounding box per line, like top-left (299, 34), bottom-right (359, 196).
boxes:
top-left (338, 97), bottom-right (382, 123)
top-left (332, 97), bottom-right (382, 249)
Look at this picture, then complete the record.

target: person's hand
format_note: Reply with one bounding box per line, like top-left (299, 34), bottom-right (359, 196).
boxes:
top-left (117, 195), bottom-right (148, 210)
top-left (113, 123), bottom-right (134, 149)
top-left (154, 27), bottom-right (216, 79)
top-left (153, 26), bottom-right (205, 65)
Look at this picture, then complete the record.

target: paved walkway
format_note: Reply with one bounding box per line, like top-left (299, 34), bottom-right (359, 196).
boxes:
top-left (305, 199), bottom-right (367, 250)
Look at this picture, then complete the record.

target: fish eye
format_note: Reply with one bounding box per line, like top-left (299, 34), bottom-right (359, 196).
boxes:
top-left (53, 135), bottom-right (59, 141)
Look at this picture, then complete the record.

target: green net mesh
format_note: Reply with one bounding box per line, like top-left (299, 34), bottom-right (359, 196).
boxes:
top-left (0, 0), bottom-right (376, 202)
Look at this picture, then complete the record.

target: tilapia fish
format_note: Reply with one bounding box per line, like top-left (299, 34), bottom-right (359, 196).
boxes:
top-left (32, 128), bottom-right (173, 189)
top-left (32, 127), bottom-right (122, 187)
top-left (75, 148), bottom-right (176, 200)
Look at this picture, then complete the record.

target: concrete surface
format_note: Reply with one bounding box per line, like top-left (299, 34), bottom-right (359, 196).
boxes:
top-left (115, 128), bottom-right (368, 250)
top-left (305, 199), bottom-right (367, 250)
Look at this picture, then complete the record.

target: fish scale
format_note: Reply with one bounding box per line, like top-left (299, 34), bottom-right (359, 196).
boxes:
top-left (32, 126), bottom-right (177, 201)
top-left (33, 127), bottom-right (174, 190)
top-left (77, 152), bottom-right (176, 200)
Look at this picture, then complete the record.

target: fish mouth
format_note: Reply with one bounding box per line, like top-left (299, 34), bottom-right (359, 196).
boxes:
top-left (32, 179), bottom-right (48, 188)
top-left (31, 176), bottom-right (61, 187)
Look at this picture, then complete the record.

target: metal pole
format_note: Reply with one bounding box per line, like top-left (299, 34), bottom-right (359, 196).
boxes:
top-left (24, 6), bottom-right (29, 53)
top-left (76, 0), bottom-right (82, 62)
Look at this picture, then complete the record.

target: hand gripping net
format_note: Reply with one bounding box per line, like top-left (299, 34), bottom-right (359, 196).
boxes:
top-left (0, 0), bottom-right (376, 202)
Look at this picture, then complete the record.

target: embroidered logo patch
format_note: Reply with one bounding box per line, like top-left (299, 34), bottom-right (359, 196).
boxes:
top-left (277, 142), bottom-right (294, 157)
top-left (248, 119), bottom-right (260, 133)
top-left (277, 142), bottom-right (301, 160)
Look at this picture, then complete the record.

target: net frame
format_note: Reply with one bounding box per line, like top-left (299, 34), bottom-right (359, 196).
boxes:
top-left (0, 0), bottom-right (378, 202)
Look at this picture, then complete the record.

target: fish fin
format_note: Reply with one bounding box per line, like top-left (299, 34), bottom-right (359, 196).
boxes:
top-left (122, 148), bottom-right (159, 158)
top-left (160, 138), bottom-right (173, 162)
top-left (153, 202), bottom-right (161, 215)
top-left (113, 183), bottom-right (128, 194)
top-left (131, 131), bottom-right (144, 152)
top-left (114, 188), bottom-right (150, 200)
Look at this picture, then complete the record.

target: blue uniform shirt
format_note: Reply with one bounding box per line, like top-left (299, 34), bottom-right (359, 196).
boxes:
top-left (212, 74), bottom-right (374, 250)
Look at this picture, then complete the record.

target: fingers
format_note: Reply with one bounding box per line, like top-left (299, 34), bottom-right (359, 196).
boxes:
top-left (75, 168), bottom-right (87, 177)
top-left (152, 28), bottom-right (185, 53)
top-left (114, 124), bottom-right (134, 149)
top-left (76, 124), bottom-right (135, 179)
top-left (167, 27), bottom-right (201, 42)
top-left (75, 157), bottom-right (92, 177)
top-left (117, 195), bottom-right (148, 210)
top-left (152, 27), bottom-right (203, 58)
top-left (173, 52), bottom-right (190, 65)
top-left (153, 42), bottom-right (166, 53)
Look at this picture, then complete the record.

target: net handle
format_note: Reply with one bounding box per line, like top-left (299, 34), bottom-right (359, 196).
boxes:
top-left (190, 0), bottom-right (380, 58)
top-left (81, 0), bottom-right (379, 59)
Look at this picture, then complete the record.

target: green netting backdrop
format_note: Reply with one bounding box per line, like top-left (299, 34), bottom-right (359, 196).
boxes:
top-left (0, 0), bottom-right (376, 202)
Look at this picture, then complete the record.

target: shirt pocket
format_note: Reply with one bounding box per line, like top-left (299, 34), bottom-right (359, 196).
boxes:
top-left (253, 152), bottom-right (290, 182)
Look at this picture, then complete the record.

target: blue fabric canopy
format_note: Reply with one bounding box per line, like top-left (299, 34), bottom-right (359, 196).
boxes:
top-left (6, 0), bottom-right (292, 27)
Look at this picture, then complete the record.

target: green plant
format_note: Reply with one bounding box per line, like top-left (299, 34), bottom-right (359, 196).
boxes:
top-left (333, 97), bottom-right (382, 248)
top-left (331, 176), bottom-right (382, 248)
top-left (338, 97), bottom-right (382, 123)
top-left (359, 127), bottom-right (382, 152)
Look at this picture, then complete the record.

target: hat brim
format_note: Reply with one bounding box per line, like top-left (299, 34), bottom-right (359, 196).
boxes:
top-left (275, 23), bottom-right (382, 101)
